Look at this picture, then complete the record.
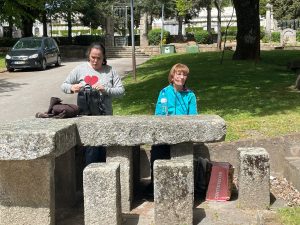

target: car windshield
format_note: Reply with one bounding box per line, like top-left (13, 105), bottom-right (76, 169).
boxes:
top-left (13, 39), bottom-right (42, 50)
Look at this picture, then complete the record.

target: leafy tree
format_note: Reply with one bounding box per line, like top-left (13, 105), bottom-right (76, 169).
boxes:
top-left (269, 0), bottom-right (300, 20)
top-left (175, 0), bottom-right (193, 37)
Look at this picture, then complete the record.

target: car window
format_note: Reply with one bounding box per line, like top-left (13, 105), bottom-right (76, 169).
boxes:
top-left (44, 39), bottom-right (52, 49)
top-left (13, 39), bottom-right (42, 50)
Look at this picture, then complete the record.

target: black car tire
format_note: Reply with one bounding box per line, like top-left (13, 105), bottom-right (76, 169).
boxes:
top-left (55, 55), bottom-right (61, 67)
top-left (40, 59), bottom-right (47, 71)
top-left (7, 68), bottom-right (14, 72)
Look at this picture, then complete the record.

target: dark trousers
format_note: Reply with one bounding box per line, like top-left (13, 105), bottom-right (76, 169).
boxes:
top-left (85, 146), bottom-right (106, 166)
top-left (150, 144), bottom-right (171, 182)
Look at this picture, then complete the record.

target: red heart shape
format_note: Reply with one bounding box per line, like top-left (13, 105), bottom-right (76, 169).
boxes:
top-left (84, 75), bottom-right (99, 86)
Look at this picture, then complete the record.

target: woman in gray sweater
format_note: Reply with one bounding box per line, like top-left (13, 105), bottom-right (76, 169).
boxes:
top-left (61, 42), bottom-right (125, 164)
top-left (61, 42), bottom-right (124, 115)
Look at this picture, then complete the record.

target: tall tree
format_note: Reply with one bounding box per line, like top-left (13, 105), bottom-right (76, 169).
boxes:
top-left (232, 0), bottom-right (260, 60)
top-left (175, 0), bottom-right (192, 38)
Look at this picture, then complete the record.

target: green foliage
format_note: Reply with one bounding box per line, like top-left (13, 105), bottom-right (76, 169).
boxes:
top-left (148, 29), bottom-right (170, 45)
top-left (175, 0), bottom-right (193, 17)
top-left (113, 50), bottom-right (300, 141)
top-left (0, 54), bottom-right (5, 69)
top-left (270, 0), bottom-right (300, 20)
top-left (271, 32), bottom-right (280, 43)
top-left (0, 38), bottom-right (19, 47)
top-left (278, 207), bottom-right (300, 225)
top-left (194, 30), bottom-right (211, 44)
top-left (221, 26), bottom-right (237, 36)
top-left (74, 35), bottom-right (105, 46)
top-left (185, 27), bottom-right (203, 34)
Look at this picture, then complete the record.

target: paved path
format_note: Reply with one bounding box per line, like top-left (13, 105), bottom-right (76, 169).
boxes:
top-left (0, 58), bottom-right (148, 122)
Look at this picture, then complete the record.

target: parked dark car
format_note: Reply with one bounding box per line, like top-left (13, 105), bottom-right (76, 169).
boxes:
top-left (5, 37), bottom-right (61, 72)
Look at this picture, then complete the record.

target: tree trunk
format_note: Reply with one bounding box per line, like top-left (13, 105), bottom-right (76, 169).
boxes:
top-left (67, 11), bottom-right (72, 43)
top-left (206, 5), bottom-right (212, 34)
top-left (42, 11), bottom-right (48, 37)
top-left (21, 17), bottom-right (33, 37)
top-left (178, 16), bottom-right (183, 40)
top-left (214, 1), bottom-right (222, 50)
top-left (232, 0), bottom-right (260, 60)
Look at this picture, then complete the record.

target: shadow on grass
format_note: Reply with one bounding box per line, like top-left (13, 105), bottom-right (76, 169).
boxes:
top-left (114, 51), bottom-right (300, 118)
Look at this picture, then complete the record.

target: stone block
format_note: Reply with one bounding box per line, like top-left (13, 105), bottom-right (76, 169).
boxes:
top-left (106, 146), bottom-right (133, 212)
top-left (55, 147), bottom-right (76, 208)
top-left (75, 115), bottom-right (226, 146)
top-left (83, 162), bottom-right (121, 225)
top-left (0, 158), bottom-right (55, 225)
top-left (154, 160), bottom-right (194, 225)
top-left (238, 147), bottom-right (270, 209)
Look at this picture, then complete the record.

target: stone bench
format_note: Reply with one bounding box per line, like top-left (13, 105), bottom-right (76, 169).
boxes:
top-left (0, 115), bottom-right (226, 225)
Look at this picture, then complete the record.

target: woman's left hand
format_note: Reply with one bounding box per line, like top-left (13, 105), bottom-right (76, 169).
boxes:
top-left (93, 83), bottom-right (105, 92)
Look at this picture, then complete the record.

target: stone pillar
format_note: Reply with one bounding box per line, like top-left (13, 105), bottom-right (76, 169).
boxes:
top-left (0, 158), bottom-right (55, 225)
top-left (83, 162), bottom-right (121, 225)
top-left (154, 160), bottom-right (194, 225)
top-left (238, 147), bottom-right (270, 209)
top-left (105, 15), bottom-right (114, 47)
top-left (170, 142), bottom-right (194, 161)
top-left (106, 146), bottom-right (133, 212)
top-left (139, 13), bottom-right (149, 47)
top-left (55, 148), bottom-right (76, 208)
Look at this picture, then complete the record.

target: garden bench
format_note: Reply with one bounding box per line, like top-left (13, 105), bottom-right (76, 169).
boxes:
top-left (0, 115), bottom-right (226, 225)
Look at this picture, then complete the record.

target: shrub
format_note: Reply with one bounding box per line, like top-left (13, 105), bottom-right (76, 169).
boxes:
top-left (53, 37), bottom-right (73, 45)
top-left (271, 32), bottom-right (280, 43)
top-left (148, 29), bottom-right (170, 45)
top-left (74, 35), bottom-right (105, 46)
top-left (0, 38), bottom-right (19, 47)
top-left (194, 30), bottom-right (210, 44)
top-left (221, 26), bottom-right (237, 36)
top-left (185, 27), bottom-right (203, 34)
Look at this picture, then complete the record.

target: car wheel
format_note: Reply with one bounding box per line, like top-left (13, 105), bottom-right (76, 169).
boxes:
top-left (7, 68), bottom-right (14, 72)
top-left (40, 59), bottom-right (47, 70)
top-left (55, 55), bottom-right (61, 67)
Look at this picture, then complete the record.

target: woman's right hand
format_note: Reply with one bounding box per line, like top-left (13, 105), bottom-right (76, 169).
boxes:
top-left (71, 83), bottom-right (83, 93)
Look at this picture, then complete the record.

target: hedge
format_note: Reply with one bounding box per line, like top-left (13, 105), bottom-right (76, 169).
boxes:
top-left (148, 29), bottom-right (170, 45)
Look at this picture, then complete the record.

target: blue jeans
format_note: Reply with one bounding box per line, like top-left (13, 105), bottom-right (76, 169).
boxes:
top-left (85, 146), bottom-right (106, 166)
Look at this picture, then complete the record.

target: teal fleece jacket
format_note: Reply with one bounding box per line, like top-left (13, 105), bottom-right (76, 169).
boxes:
top-left (155, 84), bottom-right (198, 115)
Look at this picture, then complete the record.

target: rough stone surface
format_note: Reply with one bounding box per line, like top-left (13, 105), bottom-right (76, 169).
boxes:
top-left (154, 160), bottom-right (194, 225)
top-left (106, 146), bottom-right (133, 212)
top-left (0, 158), bottom-right (55, 225)
top-left (238, 147), bottom-right (270, 209)
top-left (0, 119), bottom-right (77, 160)
top-left (76, 115), bottom-right (226, 146)
top-left (83, 162), bottom-right (121, 225)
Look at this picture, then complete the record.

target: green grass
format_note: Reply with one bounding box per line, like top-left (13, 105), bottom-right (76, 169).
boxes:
top-left (278, 207), bottom-right (300, 225)
top-left (0, 54), bottom-right (5, 69)
top-left (113, 50), bottom-right (300, 141)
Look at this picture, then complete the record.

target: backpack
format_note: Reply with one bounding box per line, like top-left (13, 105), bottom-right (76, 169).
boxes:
top-left (77, 84), bottom-right (106, 115)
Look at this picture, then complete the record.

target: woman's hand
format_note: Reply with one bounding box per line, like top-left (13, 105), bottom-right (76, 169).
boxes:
top-left (71, 83), bottom-right (82, 93)
top-left (93, 83), bottom-right (105, 92)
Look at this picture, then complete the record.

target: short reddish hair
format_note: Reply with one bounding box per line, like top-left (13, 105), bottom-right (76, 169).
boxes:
top-left (168, 63), bottom-right (190, 84)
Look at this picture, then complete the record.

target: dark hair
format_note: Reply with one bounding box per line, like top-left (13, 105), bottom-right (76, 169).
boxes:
top-left (86, 42), bottom-right (107, 65)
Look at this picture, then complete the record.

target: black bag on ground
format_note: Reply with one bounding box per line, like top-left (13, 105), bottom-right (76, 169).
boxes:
top-left (77, 84), bottom-right (106, 115)
top-left (194, 157), bottom-right (212, 198)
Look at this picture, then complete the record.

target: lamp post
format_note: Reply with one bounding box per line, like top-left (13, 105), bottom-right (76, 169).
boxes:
top-left (130, 0), bottom-right (136, 81)
top-left (160, 3), bottom-right (164, 51)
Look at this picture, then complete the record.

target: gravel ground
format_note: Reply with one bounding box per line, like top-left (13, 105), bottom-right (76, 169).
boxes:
top-left (270, 176), bottom-right (300, 207)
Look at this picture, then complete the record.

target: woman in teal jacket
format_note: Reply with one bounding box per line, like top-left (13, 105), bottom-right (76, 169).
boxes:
top-left (147, 63), bottom-right (198, 196)
top-left (155, 63), bottom-right (197, 115)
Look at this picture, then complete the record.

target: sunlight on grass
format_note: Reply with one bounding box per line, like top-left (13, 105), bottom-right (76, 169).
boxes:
top-left (0, 54), bottom-right (5, 69)
top-left (278, 207), bottom-right (300, 225)
top-left (113, 50), bottom-right (300, 141)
